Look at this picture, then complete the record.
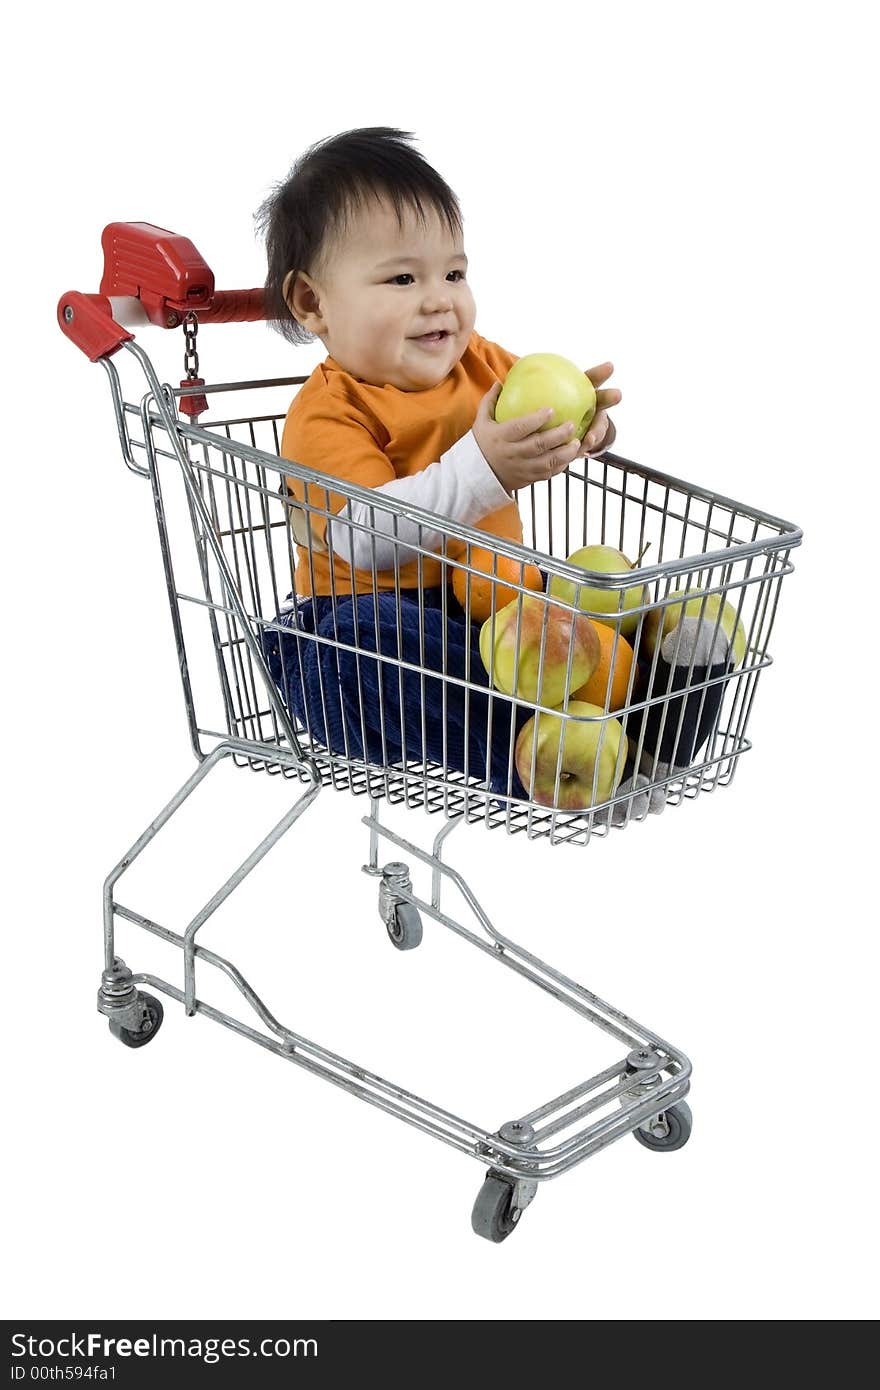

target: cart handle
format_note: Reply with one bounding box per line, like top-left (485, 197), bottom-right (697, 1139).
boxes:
top-left (57, 292), bottom-right (133, 362)
top-left (57, 221), bottom-right (267, 360)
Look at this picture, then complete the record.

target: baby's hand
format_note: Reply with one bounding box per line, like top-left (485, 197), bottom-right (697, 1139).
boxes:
top-left (473, 384), bottom-right (582, 493)
top-left (576, 361), bottom-right (622, 456)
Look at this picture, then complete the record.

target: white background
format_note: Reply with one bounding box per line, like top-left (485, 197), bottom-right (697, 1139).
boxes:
top-left (5, 0), bottom-right (878, 1321)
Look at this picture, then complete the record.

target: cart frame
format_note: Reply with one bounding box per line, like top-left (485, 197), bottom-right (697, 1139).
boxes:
top-left (59, 227), bottom-right (801, 1240)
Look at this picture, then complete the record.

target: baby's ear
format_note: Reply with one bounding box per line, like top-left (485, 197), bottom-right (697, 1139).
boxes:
top-left (282, 270), bottom-right (299, 313)
top-left (285, 270), bottom-right (322, 328)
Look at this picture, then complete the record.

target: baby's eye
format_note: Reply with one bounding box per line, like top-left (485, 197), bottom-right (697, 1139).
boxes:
top-left (387, 270), bottom-right (466, 286)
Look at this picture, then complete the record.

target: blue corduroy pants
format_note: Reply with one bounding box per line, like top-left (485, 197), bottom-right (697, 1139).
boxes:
top-left (262, 587), bottom-right (528, 796)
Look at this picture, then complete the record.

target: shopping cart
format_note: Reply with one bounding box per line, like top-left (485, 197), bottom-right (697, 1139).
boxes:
top-left (59, 223), bottom-right (802, 1241)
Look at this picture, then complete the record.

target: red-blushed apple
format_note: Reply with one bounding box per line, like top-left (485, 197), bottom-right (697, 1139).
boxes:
top-left (479, 596), bottom-right (600, 707)
top-left (549, 544), bottom-right (649, 639)
top-left (515, 701), bottom-right (629, 809)
top-left (495, 353), bottom-right (597, 440)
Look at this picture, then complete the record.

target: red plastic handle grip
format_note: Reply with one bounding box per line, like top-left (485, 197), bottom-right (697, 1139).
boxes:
top-left (195, 289), bottom-right (266, 323)
top-left (98, 224), bottom-right (266, 324)
top-left (58, 224), bottom-right (270, 358)
top-left (57, 292), bottom-right (133, 361)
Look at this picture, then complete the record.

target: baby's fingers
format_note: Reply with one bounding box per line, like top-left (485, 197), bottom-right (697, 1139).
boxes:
top-left (578, 410), bottom-right (617, 456)
top-left (501, 405), bottom-right (557, 439)
top-left (480, 382), bottom-right (503, 420)
top-left (538, 437), bottom-right (581, 478)
top-left (585, 361), bottom-right (615, 389)
top-left (526, 419), bottom-right (580, 456)
top-left (483, 380), bottom-right (551, 435)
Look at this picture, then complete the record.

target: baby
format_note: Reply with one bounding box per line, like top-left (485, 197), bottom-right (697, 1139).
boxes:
top-left (259, 127), bottom-right (620, 798)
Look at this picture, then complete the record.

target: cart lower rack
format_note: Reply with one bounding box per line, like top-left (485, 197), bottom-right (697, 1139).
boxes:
top-left (59, 224), bottom-right (801, 1240)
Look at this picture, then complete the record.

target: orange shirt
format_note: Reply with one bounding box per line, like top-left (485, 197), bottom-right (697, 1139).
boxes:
top-left (281, 331), bottom-right (521, 596)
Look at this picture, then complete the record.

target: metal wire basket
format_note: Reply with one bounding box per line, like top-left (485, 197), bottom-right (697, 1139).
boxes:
top-left (133, 371), bottom-right (799, 846)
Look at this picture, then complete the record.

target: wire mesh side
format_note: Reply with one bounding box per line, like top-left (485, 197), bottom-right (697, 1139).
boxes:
top-left (141, 387), bottom-right (798, 848)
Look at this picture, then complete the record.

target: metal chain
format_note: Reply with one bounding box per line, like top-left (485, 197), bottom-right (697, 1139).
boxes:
top-left (183, 311), bottom-right (200, 379)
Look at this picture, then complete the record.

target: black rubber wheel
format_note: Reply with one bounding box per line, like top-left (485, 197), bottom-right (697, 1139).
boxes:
top-left (109, 993), bottom-right (164, 1049)
top-left (471, 1173), bottom-right (520, 1243)
top-left (632, 1100), bottom-right (692, 1152)
top-left (386, 902), bottom-right (423, 951)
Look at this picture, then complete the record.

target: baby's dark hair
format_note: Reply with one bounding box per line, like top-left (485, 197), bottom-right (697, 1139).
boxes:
top-left (256, 127), bottom-right (463, 346)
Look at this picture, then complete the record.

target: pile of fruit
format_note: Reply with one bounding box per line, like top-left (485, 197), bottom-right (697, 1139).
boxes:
top-left (454, 544), bottom-right (747, 812)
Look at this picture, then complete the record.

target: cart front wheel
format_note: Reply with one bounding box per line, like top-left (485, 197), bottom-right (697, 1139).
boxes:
top-left (471, 1173), bottom-right (520, 1243)
top-left (109, 993), bottom-right (164, 1049)
top-left (386, 903), bottom-right (423, 951)
top-left (633, 1100), bottom-right (692, 1152)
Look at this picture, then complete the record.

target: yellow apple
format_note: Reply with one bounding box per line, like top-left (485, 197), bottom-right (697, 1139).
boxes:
top-left (515, 701), bottom-right (628, 809)
top-left (548, 544), bottom-right (649, 638)
top-left (479, 596), bottom-right (600, 707)
top-left (495, 353), bottom-right (597, 440)
top-left (644, 588), bottom-right (748, 667)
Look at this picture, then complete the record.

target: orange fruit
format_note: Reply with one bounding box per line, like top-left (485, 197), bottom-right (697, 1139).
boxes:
top-left (452, 547), bottom-right (543, 623)
top-left (570, 622), bottom-right (635, 711)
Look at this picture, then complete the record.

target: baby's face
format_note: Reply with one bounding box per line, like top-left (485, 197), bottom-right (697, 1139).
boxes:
top-left (290, 198), bottom-right (476, 390)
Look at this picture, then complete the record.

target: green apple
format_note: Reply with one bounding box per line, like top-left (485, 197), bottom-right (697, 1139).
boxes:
top-left (515, 701), bottom-right (628, 809)
top-left (644, 588), bottom-right (747, 667)
top-left (548, 544), bottom-right (648, 638)
top-left (495, 353), bottom-right (597, 440)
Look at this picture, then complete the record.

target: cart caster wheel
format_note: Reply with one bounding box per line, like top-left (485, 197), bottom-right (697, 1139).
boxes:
top-left (109, 993), bottom-right (164, 1049)
top-left (633, 1100), bottom-right (692, 1152)
top-left (386, 902), bottom-right (423, 951)
top-left (471, 1173), bottom-right (521, 1243)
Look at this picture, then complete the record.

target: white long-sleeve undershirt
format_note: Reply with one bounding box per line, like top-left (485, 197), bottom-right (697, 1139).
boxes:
top-left (325, 428), bottom-right (512, 572)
